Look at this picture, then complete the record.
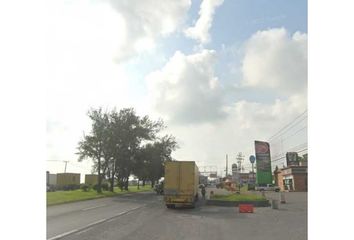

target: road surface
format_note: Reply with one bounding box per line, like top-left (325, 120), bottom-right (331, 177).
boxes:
top-left (47, 189), bottom-right (307, 240)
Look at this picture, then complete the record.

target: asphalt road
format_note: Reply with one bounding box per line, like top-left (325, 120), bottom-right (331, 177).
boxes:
top-left (47, 189), bottom-right (307, 240)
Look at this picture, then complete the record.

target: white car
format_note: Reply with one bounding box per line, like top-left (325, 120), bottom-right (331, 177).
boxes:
top-left (255, 184), bottom-right (280, 192)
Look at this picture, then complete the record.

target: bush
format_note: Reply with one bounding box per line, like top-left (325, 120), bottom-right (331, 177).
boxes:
top-left (93, 183), bottom-right (109, 191)
top-left (81, 184), bottom-right (90, 192)
top-left (62, 184), bottom-right (80, 191)
top-left (101, 182), bottom-right (109, 191)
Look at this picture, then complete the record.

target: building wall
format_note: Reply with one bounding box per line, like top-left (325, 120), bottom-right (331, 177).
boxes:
top-left (293, 174), bottom-right (307, 191)
top-left (276, 166), bottom-right (307, 192)
top-left (57, 173), bottom-right (80, 186)
top-left (85, 174), bottom-right (98, 186)
top-left (49, 174), bottom-right (57, 185)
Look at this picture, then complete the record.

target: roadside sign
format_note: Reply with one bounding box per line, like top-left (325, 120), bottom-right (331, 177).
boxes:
top-left (286, 152), bottom-right (299, 166)
top-left (249, 155), bottom-right (256, 163)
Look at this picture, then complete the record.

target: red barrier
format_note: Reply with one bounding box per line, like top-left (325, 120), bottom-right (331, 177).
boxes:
top-left (239, 204), bottom-right (254, 213)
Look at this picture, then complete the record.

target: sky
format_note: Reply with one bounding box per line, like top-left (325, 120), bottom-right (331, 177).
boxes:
top-left (46, 0), bottom-right (308, 180)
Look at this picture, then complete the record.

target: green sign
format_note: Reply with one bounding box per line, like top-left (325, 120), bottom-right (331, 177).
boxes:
top-left (255, 141), bottom-right (272, 184)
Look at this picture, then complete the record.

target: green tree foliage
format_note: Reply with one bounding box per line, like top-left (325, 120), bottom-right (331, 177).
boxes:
top-left (77, 108), bottom-right (108, 193)
top-left (137, 135), bottom-right (178, 188)
top-left (77, 107), bottom-right (174, 192)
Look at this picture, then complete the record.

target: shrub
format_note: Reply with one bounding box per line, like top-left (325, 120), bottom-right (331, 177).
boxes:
top-left (92, 182), bottom-right (110, 191)
top-left (81, 184), bottom-right (90, 192)
top-left (101, 182), bottom-right (109, 191)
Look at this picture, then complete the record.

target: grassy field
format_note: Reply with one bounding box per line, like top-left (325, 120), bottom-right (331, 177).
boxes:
top-left (210, 193), bottom-right (266, 201)
top-left (47, 185), bottom-right (153, 206)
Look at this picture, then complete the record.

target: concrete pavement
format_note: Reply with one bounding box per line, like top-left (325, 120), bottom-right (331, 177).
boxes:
top-left (47, 189), bottom-right (307, 240)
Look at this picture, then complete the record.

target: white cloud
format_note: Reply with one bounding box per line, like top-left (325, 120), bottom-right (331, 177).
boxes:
top-left (158, 28), bottom-right (307, 171)
top-left (168, 93), bottom-right (307, 172)
top-left (184, 0), bottom-right (224, 45)
top-left (109, 0), bottom-right (192, 61)
top-left (241, 28), bottom-right (307, 95)
top-left (146, 49), bottom-right (226, 124)
top-left (48, 0), bottom-right (191, 63)
top-left (46, 0), bottom-right (145, 165)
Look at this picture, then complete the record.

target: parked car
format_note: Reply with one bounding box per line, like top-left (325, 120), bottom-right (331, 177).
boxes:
top-left (255, 184), bottom-right (280, 192)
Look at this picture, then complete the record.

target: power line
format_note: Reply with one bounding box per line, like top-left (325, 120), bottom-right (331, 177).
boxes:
top-left (269, 116), bottom-right (307, 143)
top-left (271, 142), bottom-right (308, 158)
top-left (268, 109), bottom-right (308, 142)
top-left (281, 126), bottom-right (308, 143)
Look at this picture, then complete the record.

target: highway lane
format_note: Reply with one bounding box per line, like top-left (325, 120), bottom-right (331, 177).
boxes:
top-left (47, 191), bottom-right (158, 239)
top-left (48, 190), bottom-right (307, 240)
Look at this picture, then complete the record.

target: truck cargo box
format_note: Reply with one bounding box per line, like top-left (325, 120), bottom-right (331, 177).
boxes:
top-left (164, 161), bottom-right (199, 208)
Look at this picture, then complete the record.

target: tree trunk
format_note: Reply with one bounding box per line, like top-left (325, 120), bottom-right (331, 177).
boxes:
top-left (142, 180), bottom-right (145, 186)
top-left (97, 158), bottom-right (102, 193)
top-left (124, 177), bottom-right (129, 191)
top-left (110, 167), bottom-right (114, 192)
top-left (137, 178), bottom-right (140, 190)
top-left (151, 180), bottom-right (155, 188)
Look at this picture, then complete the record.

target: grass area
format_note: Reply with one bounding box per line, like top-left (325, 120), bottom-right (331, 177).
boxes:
top-left (210, 193), bottom-right (266, 202)
top-left (47, 185), bottom-right (153, 206)
top-left (223, 184), bottom-right (250, 193)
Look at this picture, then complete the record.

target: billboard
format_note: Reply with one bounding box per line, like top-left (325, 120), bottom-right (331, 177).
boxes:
top-left (286, 152), bottom-right (299, 166)
top-left (255, 140), bottom-right (272, 184)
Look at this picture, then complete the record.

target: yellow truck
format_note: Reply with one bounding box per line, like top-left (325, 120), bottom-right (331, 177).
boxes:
top-left (164, 161), bottom-right (199, 208)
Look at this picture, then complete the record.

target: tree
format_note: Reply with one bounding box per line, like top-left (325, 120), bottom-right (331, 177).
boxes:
top-left (142, 135), bottom-right (178, 188)
top-left (77, 107), bottom-right (177, 193)
top-left (77, 108), bottom-right (108, 193)
top-left (110, 108), bottom-right (164, 191)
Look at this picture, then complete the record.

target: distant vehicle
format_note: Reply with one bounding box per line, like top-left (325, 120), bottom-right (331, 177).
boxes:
top-left (154, 180), bottom-right (164, 195)
top-left (255, 184), bottom-right (280, 192)
top-left (164, 161), bottom-right (199, 208)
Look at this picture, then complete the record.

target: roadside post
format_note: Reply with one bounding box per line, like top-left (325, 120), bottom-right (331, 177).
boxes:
top-left (271, 199), bottom-right (279, 209)
top-left (280, 192), bottom-right (286, 203)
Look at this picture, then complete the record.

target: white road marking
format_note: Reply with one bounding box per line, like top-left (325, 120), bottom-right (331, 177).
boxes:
top-left (81, 204), bottom-right (107, 211)
top-left (86, 218), bottom-right (107, 227)
top-left (47, 229), bottom-right (78, 240)
top-left (47, 205), bottom-right (146, 239)
top-left (74, 227), bottom-right (93, 235)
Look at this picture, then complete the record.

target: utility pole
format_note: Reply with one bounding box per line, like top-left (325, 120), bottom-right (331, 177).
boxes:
top-left (236, 152), bottom-right (244, 173)
top-left (64, 161), bottom-right (69, 173)
top-left (225, 154), bottom-right (228, 177)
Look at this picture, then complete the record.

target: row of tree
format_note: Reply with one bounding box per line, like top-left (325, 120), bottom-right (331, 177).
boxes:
top-left (76, 107), bottom-right (178, 193)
